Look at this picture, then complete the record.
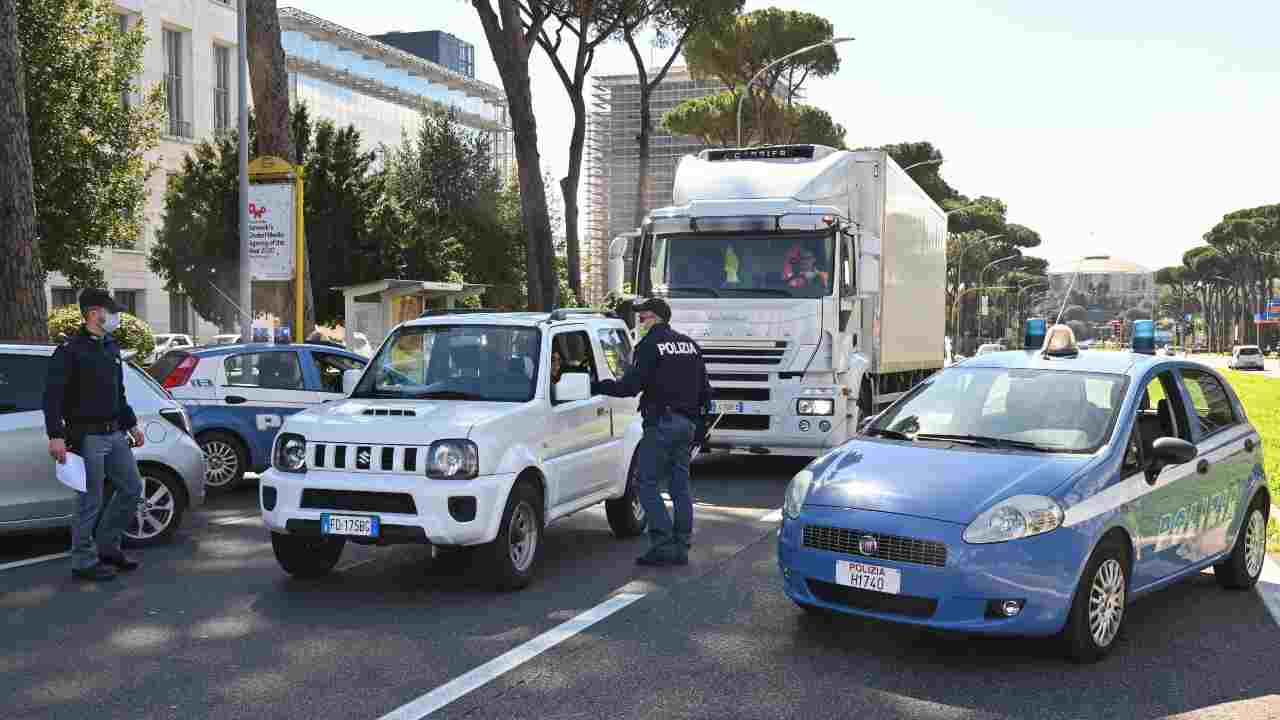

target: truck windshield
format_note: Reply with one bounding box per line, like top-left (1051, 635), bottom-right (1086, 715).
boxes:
top-left (867, 367), bottom-right (1128, 453)
top-left (650, 232), bottom-right (835, 299)
top-left (353, 324), bottom-right (541, 402)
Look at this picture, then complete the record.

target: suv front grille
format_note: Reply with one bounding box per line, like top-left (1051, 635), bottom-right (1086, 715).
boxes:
top-left (803, 525), bottom-right (947, 568)
top-left (301, 489), bottom-right (417, 514)
top-left (806, 579), bottom-right (938, 618)
top-left (311, 443), bottom-right (423, 474)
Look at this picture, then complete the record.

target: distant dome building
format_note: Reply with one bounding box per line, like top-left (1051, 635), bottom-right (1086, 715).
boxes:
top-left (1048, 255), bottom-right (1154, 297)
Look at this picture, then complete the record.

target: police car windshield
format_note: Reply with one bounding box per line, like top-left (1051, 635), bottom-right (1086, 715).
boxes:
top-left (353, 325), bottom-right (541, 403)
top-left (649, 232), bottom-right (835, 299)
top-left (867, 367), bottom-right (1128, 453)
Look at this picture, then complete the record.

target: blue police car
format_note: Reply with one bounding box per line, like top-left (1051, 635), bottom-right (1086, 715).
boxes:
top-left (150, 342), bottom-right (367, 492)
top-left (778, 320), bottom-right (1270, 662)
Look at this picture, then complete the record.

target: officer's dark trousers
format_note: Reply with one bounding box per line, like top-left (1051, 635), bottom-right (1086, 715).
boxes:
top-left (636, 412), bottom-right (695, 550)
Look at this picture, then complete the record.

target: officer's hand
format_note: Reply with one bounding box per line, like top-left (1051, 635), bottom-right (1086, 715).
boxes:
top-left (49, 439), bottom-right (67, 464)
top-left (128, 427), bottom-right (145, 448)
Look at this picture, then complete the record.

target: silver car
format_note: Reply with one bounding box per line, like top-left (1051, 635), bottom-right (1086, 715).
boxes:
top-left (0, 344), bottom-right (206, 546)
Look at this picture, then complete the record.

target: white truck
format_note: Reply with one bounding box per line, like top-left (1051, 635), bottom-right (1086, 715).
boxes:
top-left (612, 144), bottom-right (946, 456)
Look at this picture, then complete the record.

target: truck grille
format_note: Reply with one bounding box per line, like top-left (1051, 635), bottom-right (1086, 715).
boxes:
top-left (716, 415), bottom-right (770, 431)
top-left (311, 443), bottom-right (424, 474)
top-left (806, 580), bottom-right (938, 618)
top-left (803, 525), bottom-right (947, 568)
top-left (301, 489), bottom-right (417, 514)
top-left (701, 342), bottom-right (787, 366)
top-left (711, 387), bottom-right (770, 402)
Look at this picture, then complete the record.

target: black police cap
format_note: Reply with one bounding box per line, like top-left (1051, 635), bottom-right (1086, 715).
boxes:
top-left (633, 297), bottom-right (671, 322)
top-left (78, 288), bottom-right (122, 315)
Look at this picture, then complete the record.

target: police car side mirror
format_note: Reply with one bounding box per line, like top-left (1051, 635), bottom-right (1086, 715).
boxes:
top-left (555, 373), bottom-right (591, 403)
top-left (342, 368), bottom-right (362, 396)
top-left (858, 412), bottom-right (881, 434)
top-left (1151, 437), bottom-right (1196, 466)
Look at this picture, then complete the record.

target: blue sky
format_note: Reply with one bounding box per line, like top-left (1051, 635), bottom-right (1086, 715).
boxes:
top-left (291, 0), bottom-right (1280, 271)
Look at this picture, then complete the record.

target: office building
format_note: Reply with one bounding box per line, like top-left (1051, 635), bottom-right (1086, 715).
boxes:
top-left (371, 30), bottom-right (475, 79)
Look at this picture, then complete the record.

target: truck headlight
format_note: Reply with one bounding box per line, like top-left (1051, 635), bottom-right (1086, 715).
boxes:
top-left (427, 439), bottom-right (479, 480)
top-left (963, 495), bottom-right (1063, 544)
top-left (782, 469), bottom-right (814, 520)
top-left (273, 433), bottom-right (307, 474)
top-left (797, 398), bottom-right (835, 416)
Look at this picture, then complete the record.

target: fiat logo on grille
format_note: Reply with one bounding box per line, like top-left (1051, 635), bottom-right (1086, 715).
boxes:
top-left (858, 535), bottom-right (878, 556)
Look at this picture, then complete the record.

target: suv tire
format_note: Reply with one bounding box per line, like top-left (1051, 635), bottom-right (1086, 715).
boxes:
top-left (486, 479), bottom-right (543, 591)
top-left (271, 532), bottom-right (345, 578)
top-left (606, 457), bottom-right (646, 538)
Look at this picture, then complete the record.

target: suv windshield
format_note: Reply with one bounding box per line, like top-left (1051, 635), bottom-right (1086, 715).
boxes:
top-left (354, 324), bottom-right (541, 402)
top-left (650, 232), bottom-right (835, 299)
top-left (868, 367), bottom-right (1128, 453)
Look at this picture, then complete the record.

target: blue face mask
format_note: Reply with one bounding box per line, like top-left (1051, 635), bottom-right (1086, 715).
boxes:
top-left (103, 312), bottom-right (121, 333)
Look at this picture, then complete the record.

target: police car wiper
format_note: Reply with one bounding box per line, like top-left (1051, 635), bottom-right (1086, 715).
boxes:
top-left (862, 427), bottom-right (912, 441)
top-left (666, 286), bottom-right (721, 297)
top-left (914, 433), bottom-right (1054, 452)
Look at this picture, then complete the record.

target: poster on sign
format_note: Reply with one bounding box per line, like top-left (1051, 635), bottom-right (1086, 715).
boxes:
top-left (247, 183), bottom-right (295, 281)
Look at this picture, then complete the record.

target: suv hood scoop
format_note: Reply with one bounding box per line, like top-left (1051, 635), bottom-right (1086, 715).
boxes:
top-left (361, 408), bottom-right (417, 417)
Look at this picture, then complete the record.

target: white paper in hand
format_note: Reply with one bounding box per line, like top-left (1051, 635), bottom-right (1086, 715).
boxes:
top-left (55, 452), bottom-right (87, 493)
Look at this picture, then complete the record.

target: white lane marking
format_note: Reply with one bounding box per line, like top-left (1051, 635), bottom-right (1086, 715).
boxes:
top-left (0, 552), bottom-right (70, 572)
top-left (377, 592), bottom-right (646, 720)
top-left (759, 508), bottom-right (782, 523)
top-left (1257, 554), bottom-right (1280, 627)
top-left (209, 514), bottom-right (261, 526)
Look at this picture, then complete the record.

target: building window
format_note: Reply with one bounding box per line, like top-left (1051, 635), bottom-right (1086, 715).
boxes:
top-left (51, 288), bottom-right (79, 309)
top-left (214, 45), bottom-right (231, 132)
top-left (170, 294), bottom-right (191, 334)
top-left (114, 290), bottom-right (140, 317)
top-left (163, 29), bottom-right (190, 138)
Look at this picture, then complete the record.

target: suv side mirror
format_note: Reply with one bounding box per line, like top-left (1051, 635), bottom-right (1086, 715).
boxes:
top-left (342, 368), bottom-right (362, 395)
top-left (1152, 437), bottom-right (1196, 465)
top-left (555, 372), bottom-right (591, 403)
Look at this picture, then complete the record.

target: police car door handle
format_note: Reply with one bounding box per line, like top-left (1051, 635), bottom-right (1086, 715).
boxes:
top-left (596, 406), bottom-right (607, 417)
top-left (226, 395), bottom-right (247, 405)
top-left (1196, 459), bottom-right (1209, 475)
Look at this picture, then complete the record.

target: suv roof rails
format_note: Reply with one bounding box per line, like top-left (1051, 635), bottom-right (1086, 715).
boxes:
top-left (419, 307), bottom-right (509, 318)
top-left (546, 308), bottom-right (615, 322)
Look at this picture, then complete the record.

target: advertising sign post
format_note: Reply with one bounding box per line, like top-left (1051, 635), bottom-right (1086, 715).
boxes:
top-left (247, 157), bottom-right (306, 340)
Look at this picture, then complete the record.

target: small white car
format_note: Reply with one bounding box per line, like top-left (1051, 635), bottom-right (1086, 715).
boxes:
top-left (975, 343), bottom-right (1006, 356)
top-left (259, 310), bottom-right (647, 589)
top-left (1230, 345), bottom-right (1265, 370)
top-left (147, 333), bottom-right (194, 365)
top-left (210, 333), bottom-right (242, 346)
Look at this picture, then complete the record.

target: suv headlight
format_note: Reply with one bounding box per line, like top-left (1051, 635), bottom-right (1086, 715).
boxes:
top-left (963, 495), bottom-right (1064, 544)
top-left (796, 398), bottom-right (835, 416)
top-left (273, 433), bottom-right (307, 474)
top-left (427, 439), bottom-right (479, 480)
top-left (782, 469), bottom-right (814, 519)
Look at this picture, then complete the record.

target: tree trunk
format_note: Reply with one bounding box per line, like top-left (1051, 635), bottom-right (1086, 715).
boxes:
top-left (560, 87), bottom-right (586, 303)
top-left (0, 0), bottom-right (46, 342)
top-left (473, 0), bottom-right (557, 311)
top-left (632, 82), bottom-right (652, 231)
top-left (247, 0), bottom-right (314, 335)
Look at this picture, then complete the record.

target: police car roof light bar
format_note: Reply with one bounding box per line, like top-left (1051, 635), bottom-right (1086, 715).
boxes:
top-left (1041, 323), bottom-right (1080, 359)
top-left (1131, 319), bottom-right (1156, 355)
top-left (1024, 318), bottom-right (1047, 350)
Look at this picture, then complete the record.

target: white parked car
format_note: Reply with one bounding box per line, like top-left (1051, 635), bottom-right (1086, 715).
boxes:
top-left (974, 343), bottom-right (1006, 356)
top-left (1230, 345), bottom-right (1265, 370)
top-left (210, 333), bottom-right (242, 346)
top-left (259, 310), bottom-right (647, 589)
top-left (147, 333), bottom-right (194, 365)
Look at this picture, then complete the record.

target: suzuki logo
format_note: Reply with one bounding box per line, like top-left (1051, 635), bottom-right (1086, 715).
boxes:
top-left (858, 535), bottom-right (879, 556)
top-left (357, 450), bottom-right (371, 466)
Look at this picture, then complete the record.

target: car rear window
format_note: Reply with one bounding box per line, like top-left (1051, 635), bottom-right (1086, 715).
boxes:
top-left (1239, 347), bottom-right (1260, 356)
top-left (148, 351), bottom-right (189, 383)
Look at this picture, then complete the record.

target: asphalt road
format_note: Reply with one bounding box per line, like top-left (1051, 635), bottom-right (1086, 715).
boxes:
top-left (2, 456), bottom-right (1279, 720)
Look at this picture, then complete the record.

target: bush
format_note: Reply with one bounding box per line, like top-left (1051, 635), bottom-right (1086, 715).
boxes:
top-left (48, 305), bottom-right (155, 359)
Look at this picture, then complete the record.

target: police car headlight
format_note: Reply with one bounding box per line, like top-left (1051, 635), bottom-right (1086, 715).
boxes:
top-left (273, 433), bottom-right (307, 474)
top-left (796, 399), bottom-right (835, 416)
top-left (963, 495), bottom-right (1063, 544)
top-left (427, 439), bottom-right (479, 480)
top-left (783, 470), bottom-right (814, 520)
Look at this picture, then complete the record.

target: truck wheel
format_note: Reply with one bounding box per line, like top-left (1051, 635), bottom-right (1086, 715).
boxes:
top-left (200, 431), bottom-right (247, 492)
top-left (1061, 535), bottom-right (1129, 663)
top-left (271, 532), bottom-right (345, 578)
top-left (485, 479), bottom-right (543, 591)
top-left (606, 457), bottom-right (647, 538)
top-left (1214, 496), bottom-right (1268, 590)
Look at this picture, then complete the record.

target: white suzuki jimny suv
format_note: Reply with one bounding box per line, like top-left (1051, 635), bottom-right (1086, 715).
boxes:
top-left (260, 309), bottom-right (648, 589)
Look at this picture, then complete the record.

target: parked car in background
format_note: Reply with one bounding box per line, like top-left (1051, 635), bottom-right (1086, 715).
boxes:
top-left (0, 344), bottom-right (206, 546)
top-left (151, 343), bottom-right (368, 492)
top-left (1229, 345), bottom-right (1265, 370)
top-left (210, 334), bottom-right (241, 346)
top-left (147, 333), bottom-right (195, 365)
top-left (975, 343), bottom-right (1006, 356)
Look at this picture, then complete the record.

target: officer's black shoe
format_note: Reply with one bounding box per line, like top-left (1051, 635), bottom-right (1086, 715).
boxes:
top-left (636, 546), bottom-right (689, 567)
top-left (99, 553), bottom-right (140, 572)
top-left (72, 564), bottom-right (117, 582)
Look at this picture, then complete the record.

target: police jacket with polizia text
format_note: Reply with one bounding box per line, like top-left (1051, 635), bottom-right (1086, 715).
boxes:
top-left (593, 323), bottom-right (712, 421)
top-left (43, 327), bottom-right (138, 439)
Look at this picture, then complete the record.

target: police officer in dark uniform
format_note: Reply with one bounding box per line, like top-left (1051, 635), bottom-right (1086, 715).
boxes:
top-left (593, 298), bottom-right (712, 566)
top-left (44, 289), bottom-right (145, 582)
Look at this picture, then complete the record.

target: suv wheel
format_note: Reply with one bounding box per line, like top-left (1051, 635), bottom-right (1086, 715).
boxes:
top-left (1061, 535), bottom-right (1129, 663)
top-left (271, 532), bottom-right (345, 578)
top-left (1215, 497), bottom-right (1269, 590)
top-left (605, 458), bottom-right (646, 538)
top-left (486, 479), bottom-right (543, 591)
top-left (201, 432), bottom-right (247, 492)
top-left (122, 466), bottom-right (186, 547)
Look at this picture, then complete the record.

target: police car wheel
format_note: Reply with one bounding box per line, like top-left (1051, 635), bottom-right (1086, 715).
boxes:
top-left (606, 458), bottom-right (647, 538)
top-left (1062, 536), bottom-right (1129, 663)
top-left (271, 532), bottom-right (345, 578)
top-left (1214, 497), bottom-right (1269, 590)
top-left (487, 479), bottom-right (543, 591)
top-left (200, 432), bottom-right (247, 492)
top-left (121, 466), bottom-right (186, 548)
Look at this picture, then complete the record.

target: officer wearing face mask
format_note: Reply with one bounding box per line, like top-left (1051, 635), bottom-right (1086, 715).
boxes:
top-left (593, 298), bottom-right (712, 567)
top-left (43, 289), bottom-right (145, 582)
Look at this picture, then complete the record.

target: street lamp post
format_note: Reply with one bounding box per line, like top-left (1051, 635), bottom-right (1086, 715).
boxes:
top-left (950, 232), bottom-right (1004, 346)
top-left (736, 36), bottom-right (855, 147)
top-left (979, 254), bottom-right (1019, 341)
top-left (1013, 281), bottom-right (1048, 337)
top-left (902, 158), bottom-right (944, 172)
